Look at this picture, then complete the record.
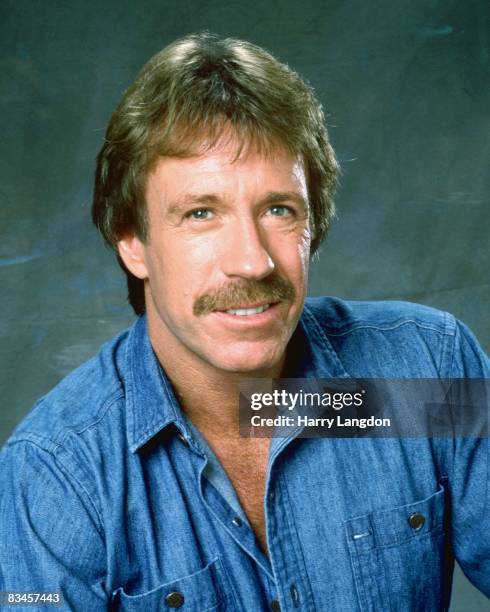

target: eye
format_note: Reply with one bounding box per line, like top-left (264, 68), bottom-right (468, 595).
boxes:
top-left (267, 205), bottom-right (295, 217)
top-left (186, 208), bottom-right (214, 221)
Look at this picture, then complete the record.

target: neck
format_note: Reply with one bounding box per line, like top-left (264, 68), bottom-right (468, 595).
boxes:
top-left (146, 312), bottom-right (285, 438)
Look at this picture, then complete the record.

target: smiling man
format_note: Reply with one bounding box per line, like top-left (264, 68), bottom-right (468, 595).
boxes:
top-left (1, 33), bottom-right (489, 611)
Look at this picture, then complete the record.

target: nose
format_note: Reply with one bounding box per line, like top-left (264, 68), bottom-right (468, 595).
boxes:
top-left (221, 216), bottom-right (275, 280)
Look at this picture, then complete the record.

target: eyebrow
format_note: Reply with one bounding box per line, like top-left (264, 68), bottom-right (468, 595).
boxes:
top-left (261, 191), bottom-right (308, 209)
top-left (166, 191), bottom-right (308, 216)
top-left (166, 194), bottom-right (221, 217)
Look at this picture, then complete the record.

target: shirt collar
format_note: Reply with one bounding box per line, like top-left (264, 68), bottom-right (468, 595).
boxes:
top-left (125, 304), bottom-right (350, 453)
top-left (283, 303), bottom-right (350, 379)
top-left (125, 315), bottom-right (189, 453)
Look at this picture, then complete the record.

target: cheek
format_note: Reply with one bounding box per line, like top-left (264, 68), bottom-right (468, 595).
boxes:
top-left (272, 229), bottom-right (311, 277)
top-left (149, 236), bottom-right (219, 302)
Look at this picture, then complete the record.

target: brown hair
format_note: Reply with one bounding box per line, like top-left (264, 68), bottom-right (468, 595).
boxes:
top-left (92, 32), bottom-right (339, 314)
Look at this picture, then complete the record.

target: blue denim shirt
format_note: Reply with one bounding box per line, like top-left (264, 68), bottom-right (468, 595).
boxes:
top-left (1, 297), bottom-right (489, 611)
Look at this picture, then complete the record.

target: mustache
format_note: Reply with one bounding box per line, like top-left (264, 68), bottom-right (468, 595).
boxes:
top-left (193, 276), bottom-right (296, 316)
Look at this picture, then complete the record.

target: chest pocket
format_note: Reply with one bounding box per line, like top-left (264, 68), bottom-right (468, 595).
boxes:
top-left (344, 483), bottom-right (451, 612)
top-left (111, 557), bottom-right (235, 612)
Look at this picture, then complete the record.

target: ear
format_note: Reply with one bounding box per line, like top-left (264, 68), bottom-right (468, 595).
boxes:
top-left (117, 234), bottom-right (149, 280)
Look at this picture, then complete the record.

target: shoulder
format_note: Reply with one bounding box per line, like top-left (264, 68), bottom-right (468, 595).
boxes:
top-left (0, 320), bottom-right (144, 558)
top-left (302, 296), bottom-right (487, 377)
top-left (4, 324), bottom-right (133, 453)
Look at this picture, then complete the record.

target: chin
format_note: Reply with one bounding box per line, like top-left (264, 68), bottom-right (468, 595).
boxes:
top-left (204, 343), bottom-right (284, 375)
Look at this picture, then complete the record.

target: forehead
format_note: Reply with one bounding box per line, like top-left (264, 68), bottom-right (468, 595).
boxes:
top-left (145, 139), bottom-right (307, 203)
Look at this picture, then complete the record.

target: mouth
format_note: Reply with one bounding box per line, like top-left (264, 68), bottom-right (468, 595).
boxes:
top-left (221, 303), bottom-right (273, 316)
top-left (208, 301), bottom-right (283, 330)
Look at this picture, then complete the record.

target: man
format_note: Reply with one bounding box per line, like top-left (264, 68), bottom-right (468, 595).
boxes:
top-left (0, 33), bottom-right (488, 611)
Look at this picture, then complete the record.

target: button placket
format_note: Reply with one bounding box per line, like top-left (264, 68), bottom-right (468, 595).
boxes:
top-left (266, 471), bottom-right (315, 612)
top-left (290, 584), bottom-right (300, 607)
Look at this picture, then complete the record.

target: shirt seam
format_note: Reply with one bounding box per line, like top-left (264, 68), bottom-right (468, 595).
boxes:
top-left (52, 390), bottom-right (125, 448)
top-left (447, 318), bottom-right (459, 497)
top-left (302, 305), bottom-right (349, 376)
top-left (7, 391), bottom-right (125, 532)
top-left (53, 447), bottom-right (105, 540)
top-left (5, 438), bottom-right (105, 540)
top-left (319, 319), bottom-right (452, 337)
top-left (54, 392), bottom-right (126, 526)
top-left (278, 470), bottom-right (317, 611)
top-left (8, 388), bottom-right (125, 451)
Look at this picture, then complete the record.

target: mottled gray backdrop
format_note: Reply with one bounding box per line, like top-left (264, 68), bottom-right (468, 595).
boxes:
top-left (1, 1), bottom-right (489, 608)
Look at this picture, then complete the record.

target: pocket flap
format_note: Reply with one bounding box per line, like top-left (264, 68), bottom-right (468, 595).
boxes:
top-left (112, 557), bottom-right (229, 611)
top-left (345, 483), bottom-right (446, 552)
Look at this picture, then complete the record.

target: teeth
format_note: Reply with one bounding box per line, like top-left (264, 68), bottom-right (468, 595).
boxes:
top-left (225, 304), bottom-right (270, 316)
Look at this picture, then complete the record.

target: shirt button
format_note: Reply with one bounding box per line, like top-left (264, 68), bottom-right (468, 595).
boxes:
top-left (408, 512), bottom-right (425, 531)
top-left (270, 599), bottom-right (281, 611)
top-left (232, 516), bottom-right (242, 527)
top-left (165, 591), bottom-right (184, 608)
top-left (268, 489), bottom-right (275, 502)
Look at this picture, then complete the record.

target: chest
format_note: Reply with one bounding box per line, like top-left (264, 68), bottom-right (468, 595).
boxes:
top-left (117, 437), bottom-right (450, 610)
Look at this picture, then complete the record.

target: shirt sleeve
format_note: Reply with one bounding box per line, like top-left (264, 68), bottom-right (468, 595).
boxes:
top-left (0, 439), bottom-right (108, 611)
top-left (448, 319), bottom-right (490, 597)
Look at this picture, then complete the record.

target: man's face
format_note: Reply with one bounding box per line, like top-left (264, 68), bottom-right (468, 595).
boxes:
top-left (121, 139), bottom-right (311, 374)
